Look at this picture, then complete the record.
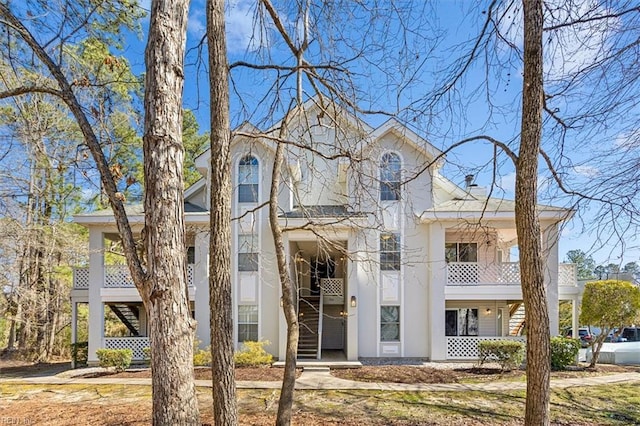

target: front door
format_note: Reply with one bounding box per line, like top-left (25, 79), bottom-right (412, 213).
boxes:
top-left (310, 257), bottom-right (335, 295)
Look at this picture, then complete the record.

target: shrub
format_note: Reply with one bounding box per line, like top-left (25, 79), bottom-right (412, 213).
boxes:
top-left (478, 340), bottom-right (525, 371)
top-left (193, 345), bottom-right (212, 366)
top-left (550, 336), bottom-right (580, 370)
top-left (96, 348), bottom-right (133, 372)
top-left (71, 341), bottom-right (88, 368)
top-left (142, 347), bottom-right (151, 366)
top-left (234, 340), bottom-right (273, 367)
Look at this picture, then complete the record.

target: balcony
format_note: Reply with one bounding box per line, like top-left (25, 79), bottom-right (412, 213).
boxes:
top-left (73, 264), bottom-right (195, 289)
top-left (446, 262), bottom-right (577, 287)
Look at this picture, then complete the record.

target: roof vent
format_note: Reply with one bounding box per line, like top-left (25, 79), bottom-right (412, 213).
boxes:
top-left (465, 174), bottom-right (475, 188)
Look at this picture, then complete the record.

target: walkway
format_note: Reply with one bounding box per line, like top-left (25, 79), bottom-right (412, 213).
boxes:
top-left (2, 366), bottom-right (639, 392)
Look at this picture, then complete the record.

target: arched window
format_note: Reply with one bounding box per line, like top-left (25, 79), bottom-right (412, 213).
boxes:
top-left (380, 152), bottom-right (401, 201)
top-left (238, 155), bottom-right (259, 203)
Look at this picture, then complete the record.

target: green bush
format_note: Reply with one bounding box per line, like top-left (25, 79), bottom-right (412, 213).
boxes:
top-left (96, 348), bottom-right (133, 372)
top-left (71, 341), bottom-right (88, 368)
top-left (234, 340), bottom-right (273, 367)
top-left (478, 340), bottom-right (525, 371)
top-left (550, 336), bottom-right (580, 370)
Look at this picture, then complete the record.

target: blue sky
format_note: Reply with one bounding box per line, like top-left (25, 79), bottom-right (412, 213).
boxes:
top-left (123, 0), bottom-right (639, 266)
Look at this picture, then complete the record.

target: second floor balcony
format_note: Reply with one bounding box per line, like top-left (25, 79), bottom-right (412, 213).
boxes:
top-left (446, 262), bottom-right (577, 287)
top-left (73, 264), bottom-right (195, 289)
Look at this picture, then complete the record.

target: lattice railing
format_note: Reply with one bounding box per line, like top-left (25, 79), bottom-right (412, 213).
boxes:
top-left (320, 278), bottom-right (343, 296)
top-left (104, 337), bottom-right (150, 360)
top-left (446, 336), bottom-right (527, 359)
top-left (558, 263), bottom-right (577, 287)
top-left (104, 264), bottom-right (195, 288)
top-left (447, 262), bottom-right (521, 285)
top-left (447, 262), bottom-right (578, 287)
top-left (73, 268), bottom-right (89, 289)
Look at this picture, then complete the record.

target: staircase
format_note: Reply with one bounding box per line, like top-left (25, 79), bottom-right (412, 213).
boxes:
top-left (109, 304), bottom-right (141, 336)
top-left (509, 303), bottom-right (526, 336)
top-left (298, 296), bottom-right (320, 359)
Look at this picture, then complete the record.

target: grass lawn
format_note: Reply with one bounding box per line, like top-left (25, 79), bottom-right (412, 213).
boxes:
top-left (1, 382), bottom-right (639, 425)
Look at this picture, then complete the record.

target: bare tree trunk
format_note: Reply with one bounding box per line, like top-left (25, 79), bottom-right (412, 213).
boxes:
top-left (143, 0), bottom-right (200, 424)
top-left (516, 1), bottom-right (550, 425)
top-left (206, 0), bottom-right (238, 424)
top-left (269, 139), bottom-right (300, 426)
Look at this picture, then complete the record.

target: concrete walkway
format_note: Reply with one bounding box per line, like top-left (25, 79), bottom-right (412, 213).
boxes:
top-left (2, 367), bottom-right (639, 392)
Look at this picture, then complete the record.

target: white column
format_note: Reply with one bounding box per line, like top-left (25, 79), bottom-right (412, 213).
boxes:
top-left (543, 223), bottom-right (560, 336)
top-left (87, 228), bottom-right (105, 365)
top-left (346, 231), bottom-right (359, 361)
top-left (70, 301), bottom-right (78, 368)
top-left (194, 230), bottom-right (210, 347)
top-left (278, 233), bottom-right (291, 359)
top-left (428, 223), bottom-right (447, 361)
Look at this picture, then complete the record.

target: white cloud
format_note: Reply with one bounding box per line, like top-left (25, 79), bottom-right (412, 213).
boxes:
top-left (573, 165), bottom-right (599, 177)
top-left (188, 8), bottom-right (206, 39)
top-left (498, 172), bottom-right (516, 195)
top-left (614, 129), bottom-right (640, 149)
top-left (226, 0), bottom-right (261, 53)
top-left (498, 0), bottom-right (619, 81)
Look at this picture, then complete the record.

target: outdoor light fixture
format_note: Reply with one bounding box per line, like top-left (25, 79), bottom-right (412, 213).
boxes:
top-left (350, 295), bottom-right (357, 307)
top-left (486, 308), bottom-right (492, 314)
top-left (280, 297), bottom-right (283, 307)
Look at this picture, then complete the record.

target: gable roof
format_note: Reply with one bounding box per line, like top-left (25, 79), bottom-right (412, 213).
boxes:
top-left (369, 118), bottom-right (443, 164)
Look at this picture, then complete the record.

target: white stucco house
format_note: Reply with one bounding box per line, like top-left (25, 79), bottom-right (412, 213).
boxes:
top-left (71, 99), bottom-right (581, 364)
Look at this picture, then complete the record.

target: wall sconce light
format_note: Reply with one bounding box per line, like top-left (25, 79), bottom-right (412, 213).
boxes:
top-left (486, 308), bottom-right (492, 314)
top-left (350, 296), bottom-right (357, 308)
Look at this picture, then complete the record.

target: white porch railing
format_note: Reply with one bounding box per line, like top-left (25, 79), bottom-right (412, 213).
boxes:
top-left (104, 337), bottom-right (150, 360)
top-left (320, 278), bottom-right (343, 296)
top-left (74, 265), bottom-right (195, 289)
top-left (446, 336), bottom-right (527, 359)
top-left (447, 262), bottom-right (577, 287)
top-left (73, 268), bottom-right (89, 289)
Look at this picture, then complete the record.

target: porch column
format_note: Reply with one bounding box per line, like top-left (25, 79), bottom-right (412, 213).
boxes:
top-left (345, 231), bottom-right (360, 361)
top-left (87, 228), bottom-right (105, 365)
top-left (428, 222), bottom-right (447, 361)
top-left (278, 233), bottom-right (291, 358)
top-left (194, 230), bottom-right (210, 347)
top-left (542, 222), bottom-right (560, 336)
top-left (70, 301), bottom-right (78, 368)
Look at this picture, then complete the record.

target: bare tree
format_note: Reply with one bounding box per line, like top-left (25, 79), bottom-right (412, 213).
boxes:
top-left (206, 0), bottom-right (238, 423)
top-left (0, 1), bottom-right (200, 424)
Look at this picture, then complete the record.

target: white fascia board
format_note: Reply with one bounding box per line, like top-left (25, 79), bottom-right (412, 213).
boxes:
top-left (370, 118), bottom-right (443, 161)
top-left (73, 214), bottom-right (145, 226)
top-left (445, 285), bottom-right (523, 300)
top-left (185, 212), bottom-right (210, 225)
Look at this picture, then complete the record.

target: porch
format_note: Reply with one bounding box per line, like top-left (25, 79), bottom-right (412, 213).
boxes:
top-left (446, 262), bottom-right (577, 287)
top-left (73, 264), bottom-right (195, 289)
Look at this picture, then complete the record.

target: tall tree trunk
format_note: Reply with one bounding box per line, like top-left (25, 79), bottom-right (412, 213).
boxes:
top-left (269, 139), bottom-right (300, 426)
top-left (516, 1), bottom-right (550, 425)
top-left (143, 0), bottom-right (200, 424)
top-left (206, 0), bottom-right (238, 424)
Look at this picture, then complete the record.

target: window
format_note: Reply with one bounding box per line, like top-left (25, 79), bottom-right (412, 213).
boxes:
top-left (238, 305), bottom-right (258, 342)
top-left (445, 308), bottom-right (479, 336)
top-left (238, 155), bottom-right (259, 203)
top-left (238, 234), bottom-right (258, 272)
top-left (380, 306), bottom-right (400, 341)
top-left (380, 152), bottom-right (401, 201)
top-left (445, 242), bottom-right (478, 262)
top-left (380, 233), bottom-right (400, 270)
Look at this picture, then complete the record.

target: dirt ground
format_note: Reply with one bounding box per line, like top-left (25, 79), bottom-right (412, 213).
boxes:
top-left (2, 357), bottom-right (640, 425)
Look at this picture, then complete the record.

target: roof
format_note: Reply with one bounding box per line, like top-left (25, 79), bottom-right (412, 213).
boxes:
top-left (419, 196), bottom-right (573, 222)
top-left (74, 202), bottom-right (209, 225)
top-left (279, 205), bottom-right (367, 219)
